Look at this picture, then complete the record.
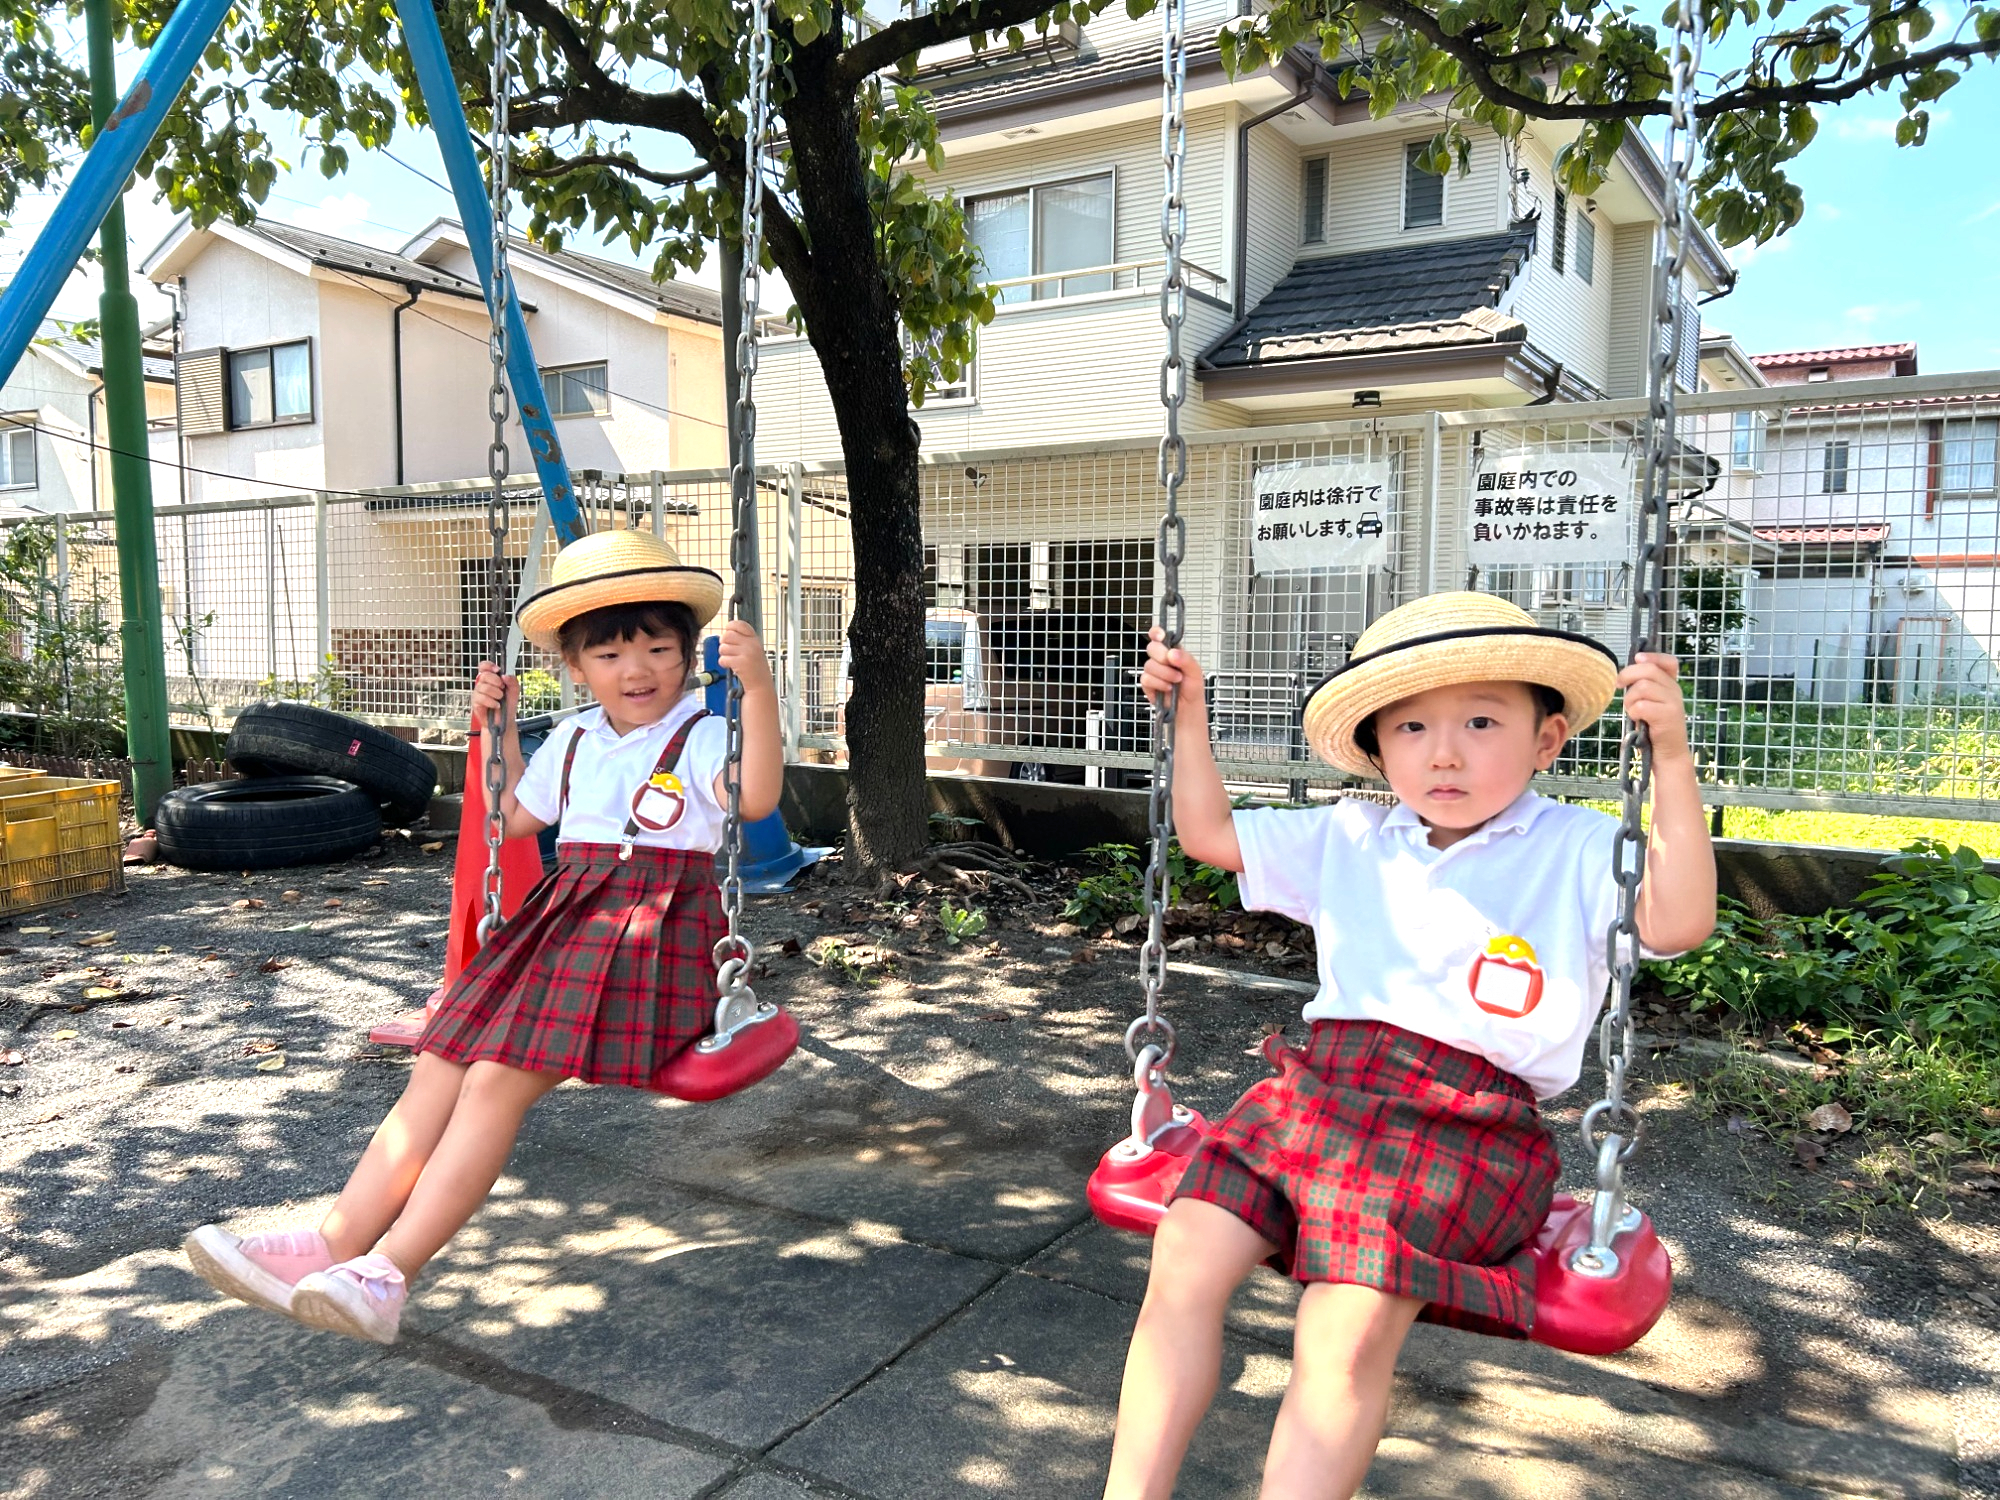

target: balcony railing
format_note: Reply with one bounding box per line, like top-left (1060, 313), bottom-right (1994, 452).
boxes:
top-left (986, 256), bottom-right (1229, 307)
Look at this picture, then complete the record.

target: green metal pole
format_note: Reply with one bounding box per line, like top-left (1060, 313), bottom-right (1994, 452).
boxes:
top-left (86, 0), bottom-right (172, 824)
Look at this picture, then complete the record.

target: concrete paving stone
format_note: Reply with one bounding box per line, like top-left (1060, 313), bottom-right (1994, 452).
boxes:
top-left (438, 1192), bottom-right (1001, 1451)
top-left (712, 1473), bottom-right (844, 1499)
top-left (532, 1055), bottom-right (1095, 1264)
top-left (110, 1309), bottom-right (730, 1500)
top-left (771, 1269), bottom-right (1286, 1499)
top-left (1026, 1223), bottom-right (1956, 1498)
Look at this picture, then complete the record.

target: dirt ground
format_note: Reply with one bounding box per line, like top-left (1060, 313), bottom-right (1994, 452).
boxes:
top-left (2, 835), bottom-right (1997, 1497)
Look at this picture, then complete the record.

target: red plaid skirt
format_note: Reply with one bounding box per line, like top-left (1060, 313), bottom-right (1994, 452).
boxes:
top-left (1173, 1019), bottom-right (1560, 1338)
top-left (416, 844), bottom-right (720, 1090)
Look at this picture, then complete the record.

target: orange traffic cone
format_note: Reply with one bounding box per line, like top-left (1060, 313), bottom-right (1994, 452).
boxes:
top-left (368, 723), bottom-right (545, 1046)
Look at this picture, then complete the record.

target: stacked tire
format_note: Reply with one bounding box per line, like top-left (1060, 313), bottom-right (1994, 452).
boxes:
top-left (154, 703), bottom-right (439, 873)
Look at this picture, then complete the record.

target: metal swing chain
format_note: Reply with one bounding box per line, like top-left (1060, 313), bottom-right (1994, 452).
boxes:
top-left (710, 0), bottom-right (774, 1033)
top-left (1121, 0), bottom-right (1190, 1122)
top-left (1578, 0), bottom-right (1704, 1271)
top-left (477, 0), bottom-right (514, 944)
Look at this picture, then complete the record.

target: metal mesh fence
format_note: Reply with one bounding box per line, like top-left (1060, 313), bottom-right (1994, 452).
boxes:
top-left (3, 370), bottom-right (1995, 815)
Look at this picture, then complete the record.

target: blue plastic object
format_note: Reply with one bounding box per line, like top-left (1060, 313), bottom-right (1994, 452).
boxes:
top-left (702, 637), bottom-right (826, 891)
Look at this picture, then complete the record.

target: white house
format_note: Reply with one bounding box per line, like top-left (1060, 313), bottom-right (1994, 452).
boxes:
top-left (134, 216), bottom-right (732, 724)
top-left (0, 325), bottom-right (178, 518)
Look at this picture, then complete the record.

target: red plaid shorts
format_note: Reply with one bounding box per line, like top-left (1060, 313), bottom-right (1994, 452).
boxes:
top-left (417, 844), bottom-right (720, 1091)
top-left (1173, 1019), bottom-right (1560, 1338)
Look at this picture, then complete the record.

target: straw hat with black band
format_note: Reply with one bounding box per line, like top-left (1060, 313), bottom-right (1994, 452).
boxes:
top-left (516, 529), bottom-right (725, 654)
top-left (1300, 592), bottom-right (1621, 780)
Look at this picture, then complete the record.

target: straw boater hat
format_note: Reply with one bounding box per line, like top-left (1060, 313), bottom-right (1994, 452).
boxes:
top-left (1300, 591), bottom-right (1620, 779)
top-left (516, 529), bottom-right (724, 652)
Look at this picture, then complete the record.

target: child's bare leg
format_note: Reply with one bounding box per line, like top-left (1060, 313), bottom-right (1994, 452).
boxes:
top-left (1259, 1283), bottom-right (1424, 1500)
top-left (374, 1060), bottom-right (565, 1280)
top-left (1104, 1198), bottom-right (1277, 1500)
top-left (319, 1052), bottom-right (468, 1261)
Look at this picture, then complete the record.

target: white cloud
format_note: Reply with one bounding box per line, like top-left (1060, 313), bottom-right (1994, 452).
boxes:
top-left (277, 191), bottom-right (399, 248)
top-left (1969, 201), bottom-right (2000, 225)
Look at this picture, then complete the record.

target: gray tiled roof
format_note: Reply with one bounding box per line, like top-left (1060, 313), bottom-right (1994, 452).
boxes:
top-left (37, 325), bottom-right (175, 384)
top-left (247, 221), bottom-right (488, 299)
top-left (929, 38), bottom-right (1225, 116)
top-left (541, 245), bottom-right (725, 325)
top-left (1201, 224), bottom-right (1541, 371)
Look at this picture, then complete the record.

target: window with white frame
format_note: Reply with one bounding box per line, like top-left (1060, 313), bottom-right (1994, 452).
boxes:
top-left (1403, 143), bottom-right (1445, 229)
top-left (1939, 417), bottom-right (1999, 497)
top-left (540, 362), bottom-right (609, 417)
top-left (1301, 155), bottom-right (1327, 245)
top-left (227, 340), bottom-right (312, 429)
top-left (0, 426), bottom-right (35, 490)
top-left (1821, 439), bottom-right (1852, 494)
top-left (1731, 410), bottom-right (1767, 472)
top-left (905, 327), bottom-right (972, 404)
top-left (1573, 204), bottom-right (1596, 284)
top-left (1551, 189), bottom-right (1568, 273)
top-left (968, 172), bottom-right (1114, 303)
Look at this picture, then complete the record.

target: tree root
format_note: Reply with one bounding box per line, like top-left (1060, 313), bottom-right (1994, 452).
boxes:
top-left (902, 849), bottom-right (1038, 900)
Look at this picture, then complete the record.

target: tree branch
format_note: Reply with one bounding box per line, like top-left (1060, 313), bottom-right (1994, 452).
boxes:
top-left (511, 151), bottom-right (715, 191)
top-left (837, 0), bottom-right (1084, 87)
top-left (1366, 0), bottom-right (1998, 124)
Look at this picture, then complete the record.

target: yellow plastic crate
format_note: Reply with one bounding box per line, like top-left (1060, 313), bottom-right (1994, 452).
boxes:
top-left (0, 773), bottom-right (124, 916)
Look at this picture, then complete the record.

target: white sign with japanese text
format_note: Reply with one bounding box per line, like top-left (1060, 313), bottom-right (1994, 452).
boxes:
top-left (1467, 450), bottom-right (1634, 567)
top-left (1250, 460), bottom-right (1394, 575)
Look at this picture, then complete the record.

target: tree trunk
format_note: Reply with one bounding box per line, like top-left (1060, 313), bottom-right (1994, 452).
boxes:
top-left (779, 41), bottom-right (931, 879)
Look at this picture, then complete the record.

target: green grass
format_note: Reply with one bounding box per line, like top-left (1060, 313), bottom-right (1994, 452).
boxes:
top-left (1576, 801), bottom-right (2000, 859)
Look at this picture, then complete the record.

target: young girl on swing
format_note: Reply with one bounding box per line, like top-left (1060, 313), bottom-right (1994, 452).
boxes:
top-left (1107, 590), bottom-right (1717, 1500)
top-left (184, 529), bottom-right (782, 1344)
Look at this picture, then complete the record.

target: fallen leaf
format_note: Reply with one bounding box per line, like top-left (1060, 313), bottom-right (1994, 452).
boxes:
top-left (20, 927), bottom-right (51, 934)
top-left (1070, 946), bottom-right (1099, 965)
top-left (1113, 913), bottom-right (1144, 936)
top-left (323, 898), bottom-right (343, 910)
top-left (115, 1064), bottom-right (136, 1074)
top-left (1922, 1132), bottom-right (1964, 1151)
top-left (421, 841), bottom-right (444, 855)
top-left (1726, 1113), bottom-right (1749, 1135)
top-left (231, 899), bottom-right (266, 911)
top-left (258, 957), bottom-right (292, 974)
top-left (0, 1050), bottom-right (22, 1066)
top-left (363, 879), bottom-right (389, 887)
top-left (1791, 1136), bottom-right (1827, 1169)
top-left (1807, 1103), bottom-right (1854, 1135)
top-left (82, 986), bottom-right (120, 999)
top-left (0, 1083), bottom-right (18, 1097)
top-left (779, 936), bottom-right (802, 956)
top-left (978, 1012), bottom-right (1013, 1022)
top-left (29, 1111), bottom-right (62, 1124)
top-left (241, 1038), bottom-right (279, 1055)
top-left (0, 946), bottom-right (18, 957)
top-left (281, 891), bottom-right (303, 904)
top-left (51, 1030), bottom-right (78, 1041)
top-left (76, 933), bottom-right (115, 948)
top-left (255, 1054), bottom-right (286, 1071)
top-left (110, 1020), bottom-right (134, 1030)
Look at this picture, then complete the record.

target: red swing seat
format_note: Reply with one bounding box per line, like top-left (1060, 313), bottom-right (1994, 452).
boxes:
top-left (1087, 1138), bottom-right (1672, 1355)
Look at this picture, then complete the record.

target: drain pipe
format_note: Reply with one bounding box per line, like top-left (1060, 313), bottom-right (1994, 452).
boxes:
top-left (1234, 80), bottom-right (1314, 319)
top-left (390, 284), bottom-right (420, 485)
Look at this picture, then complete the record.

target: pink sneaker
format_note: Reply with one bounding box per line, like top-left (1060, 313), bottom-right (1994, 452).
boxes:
top-left (183, 1225), bottom-right (333, 1315)
top-left (291, 1253), bottom-right (407, 1345)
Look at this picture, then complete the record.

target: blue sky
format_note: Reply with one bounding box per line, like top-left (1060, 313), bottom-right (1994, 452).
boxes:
top-left (5, 23), bottom-right (1997, 373)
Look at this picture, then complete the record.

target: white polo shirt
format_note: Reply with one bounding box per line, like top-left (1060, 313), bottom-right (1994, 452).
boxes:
top-left (514, 695), bottom-right (729, 853)
top-left (1233, 791), bottom-right (1661, 1100)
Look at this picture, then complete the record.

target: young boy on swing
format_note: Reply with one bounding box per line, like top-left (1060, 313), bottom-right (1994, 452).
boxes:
top-left (1107, 590), bottom-right (1717, 1500)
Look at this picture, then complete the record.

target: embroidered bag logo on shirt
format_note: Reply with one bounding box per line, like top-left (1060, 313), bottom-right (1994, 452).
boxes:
top-left (1468, 934), bottom-right (1545, 1018)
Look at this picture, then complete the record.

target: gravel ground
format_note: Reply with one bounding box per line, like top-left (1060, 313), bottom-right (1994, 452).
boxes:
top-left (3, 836), bottom-right (1997, 1496)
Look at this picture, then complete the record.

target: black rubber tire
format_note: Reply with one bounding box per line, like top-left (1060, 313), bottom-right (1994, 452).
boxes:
top-left (155, 776), bottom-right (384, 872)
top-left (226, 701), bottom-right (437, 826)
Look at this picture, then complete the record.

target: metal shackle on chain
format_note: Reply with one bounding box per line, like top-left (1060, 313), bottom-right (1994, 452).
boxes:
top-left (1581, 0), bottom-right (1704, 1261)
top-left (477, 0), bottom-right (515, 945)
